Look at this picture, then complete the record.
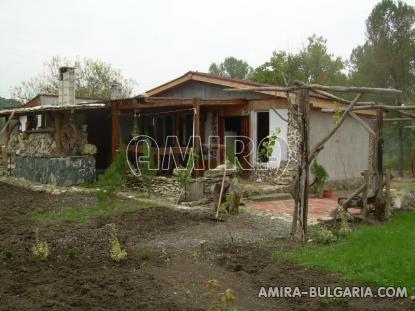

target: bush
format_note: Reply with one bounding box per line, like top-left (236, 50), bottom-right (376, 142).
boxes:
top-left (313, 226), bottom-right (337, 244)
top-left (311, 161), bottom-right (329, 195)
top-left (96, 149), bottom-right (128, 204)
top-left (107, 224), bottom-right (127, 262)
top-left (32, 228), bottom-right (49, 260)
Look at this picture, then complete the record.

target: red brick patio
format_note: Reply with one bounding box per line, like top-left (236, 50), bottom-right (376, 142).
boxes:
top-left (248, 197), bottom-right (360, 222)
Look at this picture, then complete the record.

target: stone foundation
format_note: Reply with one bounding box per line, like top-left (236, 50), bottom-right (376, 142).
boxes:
top-left (15, 156), bottom-right (96, 186)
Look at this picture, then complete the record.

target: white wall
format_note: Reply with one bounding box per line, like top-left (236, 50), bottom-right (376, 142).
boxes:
top-left (310, 110), bottom-right (371, 180)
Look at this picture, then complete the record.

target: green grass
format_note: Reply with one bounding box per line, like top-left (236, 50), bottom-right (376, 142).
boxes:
top-left (275, 211), bottom-right (415, 293)
top-left (33, 200), bottom-right (160, 225)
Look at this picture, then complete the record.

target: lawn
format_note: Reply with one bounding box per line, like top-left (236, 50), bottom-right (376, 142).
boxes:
top-left (276, 211), bottom-right (415, 293)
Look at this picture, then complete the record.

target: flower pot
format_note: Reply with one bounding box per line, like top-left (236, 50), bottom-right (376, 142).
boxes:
top-left (322, 189), bottom-right (334, 198)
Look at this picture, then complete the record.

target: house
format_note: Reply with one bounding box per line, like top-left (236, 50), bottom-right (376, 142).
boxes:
top-left (0, 69), bottom-right (375, 186)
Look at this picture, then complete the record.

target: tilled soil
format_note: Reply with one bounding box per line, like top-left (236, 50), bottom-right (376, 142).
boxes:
top-left (0, 181), bottom-right (412, 310)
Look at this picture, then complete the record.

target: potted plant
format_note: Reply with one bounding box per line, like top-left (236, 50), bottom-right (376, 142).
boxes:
top-left (311, 161), bottom-right (331, 198)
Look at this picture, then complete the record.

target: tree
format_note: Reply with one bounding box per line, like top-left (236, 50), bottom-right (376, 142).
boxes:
top-left (0, 97), bottom-right (20, 109)
top-left (350, 0), bottom-right (415, 175)
top-left (350, 0), bottom-right (415, 99)
top-left (11, 56), bottom-right (136, 103)
top-left (209, 56), bottom-right (253, 80)
top-left (251, 35), bottom-right (348, 86)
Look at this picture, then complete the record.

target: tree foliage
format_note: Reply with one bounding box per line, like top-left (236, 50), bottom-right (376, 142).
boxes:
top-left (11, 56), bottom-right (136, 103)
top-left (251, 35), bottom-right (348, 86)
top-left (349, 0), bottom-right (415, 100)
top-left (209, 56), bottom-right (253, 80)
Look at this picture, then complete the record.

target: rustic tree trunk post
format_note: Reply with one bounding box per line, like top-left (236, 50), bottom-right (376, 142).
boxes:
top-left (295, 89), bottom-right (310, 242)
top-left (193, 97), bottom-right (202, 177)
top-left (385, 169), bottom-right (391, 219)
top-left (361, 169), bottom-right (369, 217)
top-left (374, 109), bottom-right (386, 220)
top-left (53, 112), bottom-right (63, 157)
top-left (398, 124), bottom-right (403, 177)
top-left (111, 102), bottom-right (120, 161)
top-left (2, 117), bottom-right (10, 163)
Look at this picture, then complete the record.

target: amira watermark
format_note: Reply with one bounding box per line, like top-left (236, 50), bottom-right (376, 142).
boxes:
top-left (125, 134), bottom-right (292, 177)
top-left (258, 286), bottom-right (408, 299)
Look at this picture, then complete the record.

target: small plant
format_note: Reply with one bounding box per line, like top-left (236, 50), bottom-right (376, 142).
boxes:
top-left (176, 148), bottom-right (196, 188)
top-left (3, 248), bottom-right (12, 259)
top-left (191, 250), bottom-right (203, 263)
top-left (313, 226), bottom-right (337, 244)
top-left (138, 138), bottom-right (157, 187)
top-left (332, 101), bottom-right (342, 125)
top-left (218, 193), bottom-right (236, 220)
top-left (258, 127), bottom-right (280, 162)
top-left (67, 247), bottom-right (77, 259)
top-left (138, 250), bottom-right (150, 262)
top-left (311, 161), bottom-right (329, 196)
top-left (206, 279), bottom-right (237, 311)
top-left (107, 224), bottom-right (127, 262)
top-left (32, 228), bottom-right (49, 260)
top-left (96, 149), bottom-right (128, 205)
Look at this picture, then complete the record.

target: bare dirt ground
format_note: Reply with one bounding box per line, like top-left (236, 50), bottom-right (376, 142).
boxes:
top-left (0, 181), bottom-right (412, 310)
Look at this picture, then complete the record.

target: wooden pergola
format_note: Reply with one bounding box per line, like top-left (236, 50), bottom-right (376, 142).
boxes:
top-left (227, 81), bottom-right (408, 242)
top-left (110, 96), bottom-right (251, 176)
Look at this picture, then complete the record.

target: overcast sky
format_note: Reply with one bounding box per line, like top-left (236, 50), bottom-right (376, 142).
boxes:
top-left (1, 0), bottom-right (414, 98)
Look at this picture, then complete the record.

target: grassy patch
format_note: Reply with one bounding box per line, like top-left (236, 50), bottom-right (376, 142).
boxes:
top-left (275, 211), bottom-right (415, 293)
top-left (33, 200), bottom-right (160, 225)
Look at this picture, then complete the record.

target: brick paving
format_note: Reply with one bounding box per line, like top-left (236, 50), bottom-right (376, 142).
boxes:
top-left (247, 197), bottom-right (360, 222)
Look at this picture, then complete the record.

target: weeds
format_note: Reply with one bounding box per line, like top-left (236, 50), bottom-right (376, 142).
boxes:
top-left (67, 247), bottom-right (77, 259)
top-left (138, 250), bottom-right (150, 262)
top-left (2, 248), bottom-right (12, 259)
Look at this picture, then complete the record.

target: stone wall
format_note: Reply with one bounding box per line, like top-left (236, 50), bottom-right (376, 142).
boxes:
top-left (15, 156), bottom-right (96, 186)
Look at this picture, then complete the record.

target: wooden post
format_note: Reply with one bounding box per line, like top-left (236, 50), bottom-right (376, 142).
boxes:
top-left (193, 98), bottom-right (202, 177)
top-left (111, 102), bottom-right (120, 161)
top-left (2, 117), bottom-right (10, 162)
top-left (53, 112), bottom-right (63, 157)
top-left (361, 170), bottom-right (369, 217)
top-left (295, 89), bottom-right (310, 242)
top-left (398, 124), bottom-right (403, 177)
top-left (374, 109), bottom-right (386, 220)
top-left (385, 169), bottom-right (391, 219)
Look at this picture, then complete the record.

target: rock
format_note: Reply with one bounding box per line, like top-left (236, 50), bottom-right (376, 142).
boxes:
top-left (81, 144), bottom-right (97, 155)
top-left (256, 178), bottom-right (262, 183)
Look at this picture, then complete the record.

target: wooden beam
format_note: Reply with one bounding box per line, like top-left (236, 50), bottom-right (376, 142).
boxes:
top-left (374, 109), bottom-right (386, 220)
top-left (383, 118), bottom-right (413, 121)
top-left (53, 112), bottom-right (63, 157)
top-left (111, 101), bottom-right (120, 161)
top-left (193, 98), bottom-right (202, 177)
top-left (349, 112), bottom-right (376, 136)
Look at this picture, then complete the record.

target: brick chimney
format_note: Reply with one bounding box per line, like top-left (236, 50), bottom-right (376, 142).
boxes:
top-left (110, 82), bottom-right (122, 99)
top-left (58, 67), bottom-right (75, 105)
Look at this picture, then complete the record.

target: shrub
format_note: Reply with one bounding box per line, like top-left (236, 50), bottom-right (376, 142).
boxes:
top-left (96, 149), bottom-right (128, 204)
top-left (3, 248), bottom-right (12, 259)
top-left (32, 228), bottom-right (49, 260)
top-left (206, 279), bottom-right (237, 311)
top-left (107, 224), bottom-right (127, 262)
top-left (313, 226), bottom-right (337, 244)
top-left (67, 247), bottom-right (77, 259)
top-left (311, 161), bottom-right (329, 195)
